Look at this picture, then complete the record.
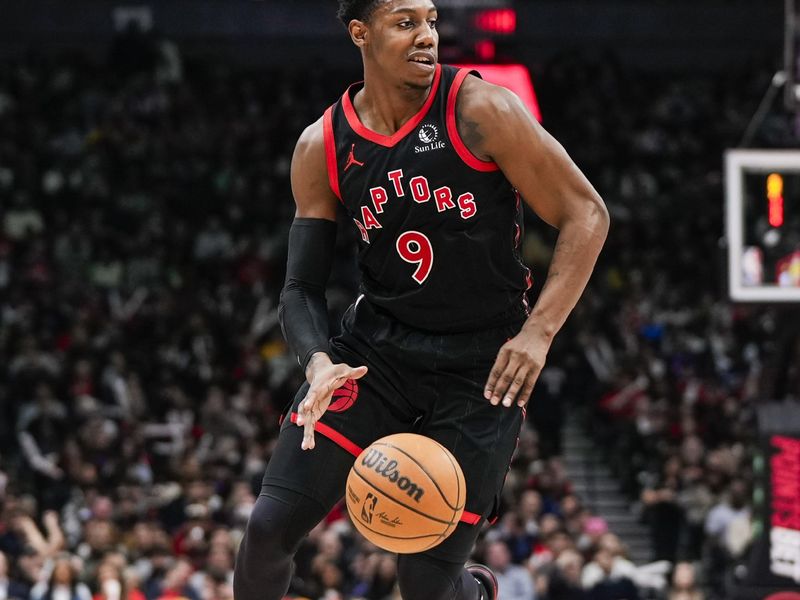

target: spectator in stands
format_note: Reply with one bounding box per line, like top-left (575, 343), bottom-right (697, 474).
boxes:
top-left (489, 512), bottom-right (536, 565)
top-left (78, 517), bottom-right (119, 578)
top-left (543, 548), bottom-right (586, 600)
top-left (668, 562), bottom-right (704, 600)
top-left (704, 479), bottom-right (750, 549)
top-left (703, 478), bottom-right (751, 596)
top-left (576, 516), bottom-right (608, 559)
top-left (16, 548), bottom-right (46, 593)
top-left (675, 457), bottom-right (714, 561)
top-left (484, 541), bottom-right (536, 600)
top-left (363, 553), bottom-right (397, 600)
top-left (640, 456), bottom-right (684, 562)
top-left (584, 548), bottom-right (640, 600)
top-left (15, 382), bottom-right (68, 507)
top-left (518, 490), bottom-right (544, 539)
top-left (152, 558), bottom-right (199, 600)
top-left (30, 554), bottom-right (91, 600)
top-left (581, 533), bottom-right (635, 588)
top-left (0, 550), bottom-right (29, 600)
top-left (92, 561), bottom-right (145, 600)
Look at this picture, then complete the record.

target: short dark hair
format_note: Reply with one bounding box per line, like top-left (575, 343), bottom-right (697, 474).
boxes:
top-left (337, 0), bottom-right (385, 27)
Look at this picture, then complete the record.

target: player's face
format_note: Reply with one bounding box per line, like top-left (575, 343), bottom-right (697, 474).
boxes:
top-left (364, 0), bottom-right (439, 89)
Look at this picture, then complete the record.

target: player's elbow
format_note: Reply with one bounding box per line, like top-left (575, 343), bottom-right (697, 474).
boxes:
top-left (564, 191), bottom-right (609, 245)
top-left (587, 194), bottom-right (610, 240)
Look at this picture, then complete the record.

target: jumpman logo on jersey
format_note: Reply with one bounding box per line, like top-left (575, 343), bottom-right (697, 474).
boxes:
top-left (344, 144), bottom-right (365, 171)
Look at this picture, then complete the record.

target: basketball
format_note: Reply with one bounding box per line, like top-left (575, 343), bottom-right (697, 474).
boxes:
top-left (345, 433), bottom-right (466, 554)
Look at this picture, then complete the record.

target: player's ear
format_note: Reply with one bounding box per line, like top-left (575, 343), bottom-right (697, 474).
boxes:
top-left (349, 20), bottom-right (368, 48)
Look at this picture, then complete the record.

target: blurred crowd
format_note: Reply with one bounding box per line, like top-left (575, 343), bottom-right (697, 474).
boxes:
top-left (0, 26), bottom-right (799, 600)
top-left (530, 50), bottom-right (800, 599)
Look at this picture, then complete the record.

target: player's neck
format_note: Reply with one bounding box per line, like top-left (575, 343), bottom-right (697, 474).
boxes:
top-left (354, 68), bottom-right (432, 136)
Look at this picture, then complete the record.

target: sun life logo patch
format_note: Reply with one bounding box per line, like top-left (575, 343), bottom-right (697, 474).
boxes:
top-left (415, 124), bottom-right (445, 154)
top-left (419, 124), bottom-right (439, 144)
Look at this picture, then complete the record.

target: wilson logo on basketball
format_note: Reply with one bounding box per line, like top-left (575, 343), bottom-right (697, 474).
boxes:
top-left (328, 379), bottom-right (359, 412)
top-left (360, 449), bottom-right (425, 502)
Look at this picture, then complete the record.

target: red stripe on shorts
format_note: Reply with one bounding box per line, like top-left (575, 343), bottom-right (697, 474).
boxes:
top-left (289, 412), bottom-right (363, 457)
top-left (460, 511), bottom-right (481, 525)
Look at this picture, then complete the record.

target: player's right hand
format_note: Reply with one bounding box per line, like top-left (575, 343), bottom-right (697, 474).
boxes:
top-left (484, 321), bottom-right (551, 408)
top-left (296, 352), bottom-right (368, 451)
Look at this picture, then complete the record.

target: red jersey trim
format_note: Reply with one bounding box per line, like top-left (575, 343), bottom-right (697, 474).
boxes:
top-left (446, 69), bottom-right (500, 172)
top-left (460, 511), bottom-right (481, 525)
top-left (322, 106), bottom-right (343, 202)
top-left (341, 64), bottom-right (442, 148)
top-left (289, 412), bottom-right (362, 457)
top-left (514, 190), bottom-right (533, 312)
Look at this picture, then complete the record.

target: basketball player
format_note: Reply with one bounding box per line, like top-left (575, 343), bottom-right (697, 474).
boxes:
top-left (233, 0), bottom-right (608, 599)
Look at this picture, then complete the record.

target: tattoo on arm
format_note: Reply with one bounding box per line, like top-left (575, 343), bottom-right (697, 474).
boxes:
top-left (456, 85), bottom-right (488, 157)
top-left (457, 112), bottom-right (484, 152)
top-left (554, 239), bottom-right (573, 253)
top-left (456, 77), bottom-right (496, 161)
top-left (546, 240), bottom-right (574, 281)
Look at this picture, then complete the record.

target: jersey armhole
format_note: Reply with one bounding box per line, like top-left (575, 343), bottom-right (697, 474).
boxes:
top-left (446, 69), bottom-right (501, 173)
top-left (322, 105), bottom-right (343, 202)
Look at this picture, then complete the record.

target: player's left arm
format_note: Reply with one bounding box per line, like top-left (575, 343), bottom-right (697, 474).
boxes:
top-left (456, 75), bottom-right (610, 408)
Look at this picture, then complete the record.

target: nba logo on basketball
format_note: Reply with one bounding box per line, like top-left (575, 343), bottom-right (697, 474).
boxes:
top-left (361, 493), bottom-right (378, 524)
top-left (328, 379), bottom-right (359, 412)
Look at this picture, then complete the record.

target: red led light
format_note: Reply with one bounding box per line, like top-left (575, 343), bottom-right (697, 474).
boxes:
top-left (769, 197), bottom-right (784, 228)
top-left (767, 173), bottom-right (784, 228)
top-left (474, 9), bottom-right (517, 35)
top-left (455, 64), bottom-right (542, 122)
top-left (475, 40), bottom-right (496, 62)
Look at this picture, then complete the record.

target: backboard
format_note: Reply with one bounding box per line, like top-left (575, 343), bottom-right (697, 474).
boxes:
top-left (725, 149), bottom-right (800, 302)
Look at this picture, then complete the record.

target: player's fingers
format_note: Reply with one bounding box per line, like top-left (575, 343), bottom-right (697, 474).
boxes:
top-left (301, 415), bottom-right (316, 450)
top-left (491, 358), bottom-right (522, 406)
top-left (295, 390), bottom-right (312, 426)
top-left (500, 368), bottom-right (528, 407)
top-left (345, 365), bottom-right (369, 380)
top-left (299, 396), bottom-right (324, 449)
top-left (516, 373), bottom-right (539, 408)
top-left (484, 348), bottom-right (511, 402)
top-left (296, 382), bottom-right (324, 426)
top-left (514, 354), bottom-right (544, 406)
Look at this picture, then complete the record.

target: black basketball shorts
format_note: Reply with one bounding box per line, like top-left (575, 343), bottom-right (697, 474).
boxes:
top-left (265, 297), bottom-right (526, 558)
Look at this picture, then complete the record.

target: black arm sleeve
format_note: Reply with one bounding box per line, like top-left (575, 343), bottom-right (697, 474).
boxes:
top-left (278, 218), bottom-right (338, 373)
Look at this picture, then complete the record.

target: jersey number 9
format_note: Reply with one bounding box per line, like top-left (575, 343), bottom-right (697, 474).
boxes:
top-left (396, 231), bottom-right (433, 285)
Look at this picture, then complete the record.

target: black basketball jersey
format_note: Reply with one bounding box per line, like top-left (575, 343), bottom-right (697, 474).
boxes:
top-left (323, 64), bottom-right (531, 332)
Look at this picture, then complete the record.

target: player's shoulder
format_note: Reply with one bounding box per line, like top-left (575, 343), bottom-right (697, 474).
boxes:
top-left (291, 112), bottom-right (340, 212)
top-left (292, 114), bottom-right (331, 172)
top-left (456, 72), bottom-right (526, 125)
top-left (295, 114), bottom-right (326, 154)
